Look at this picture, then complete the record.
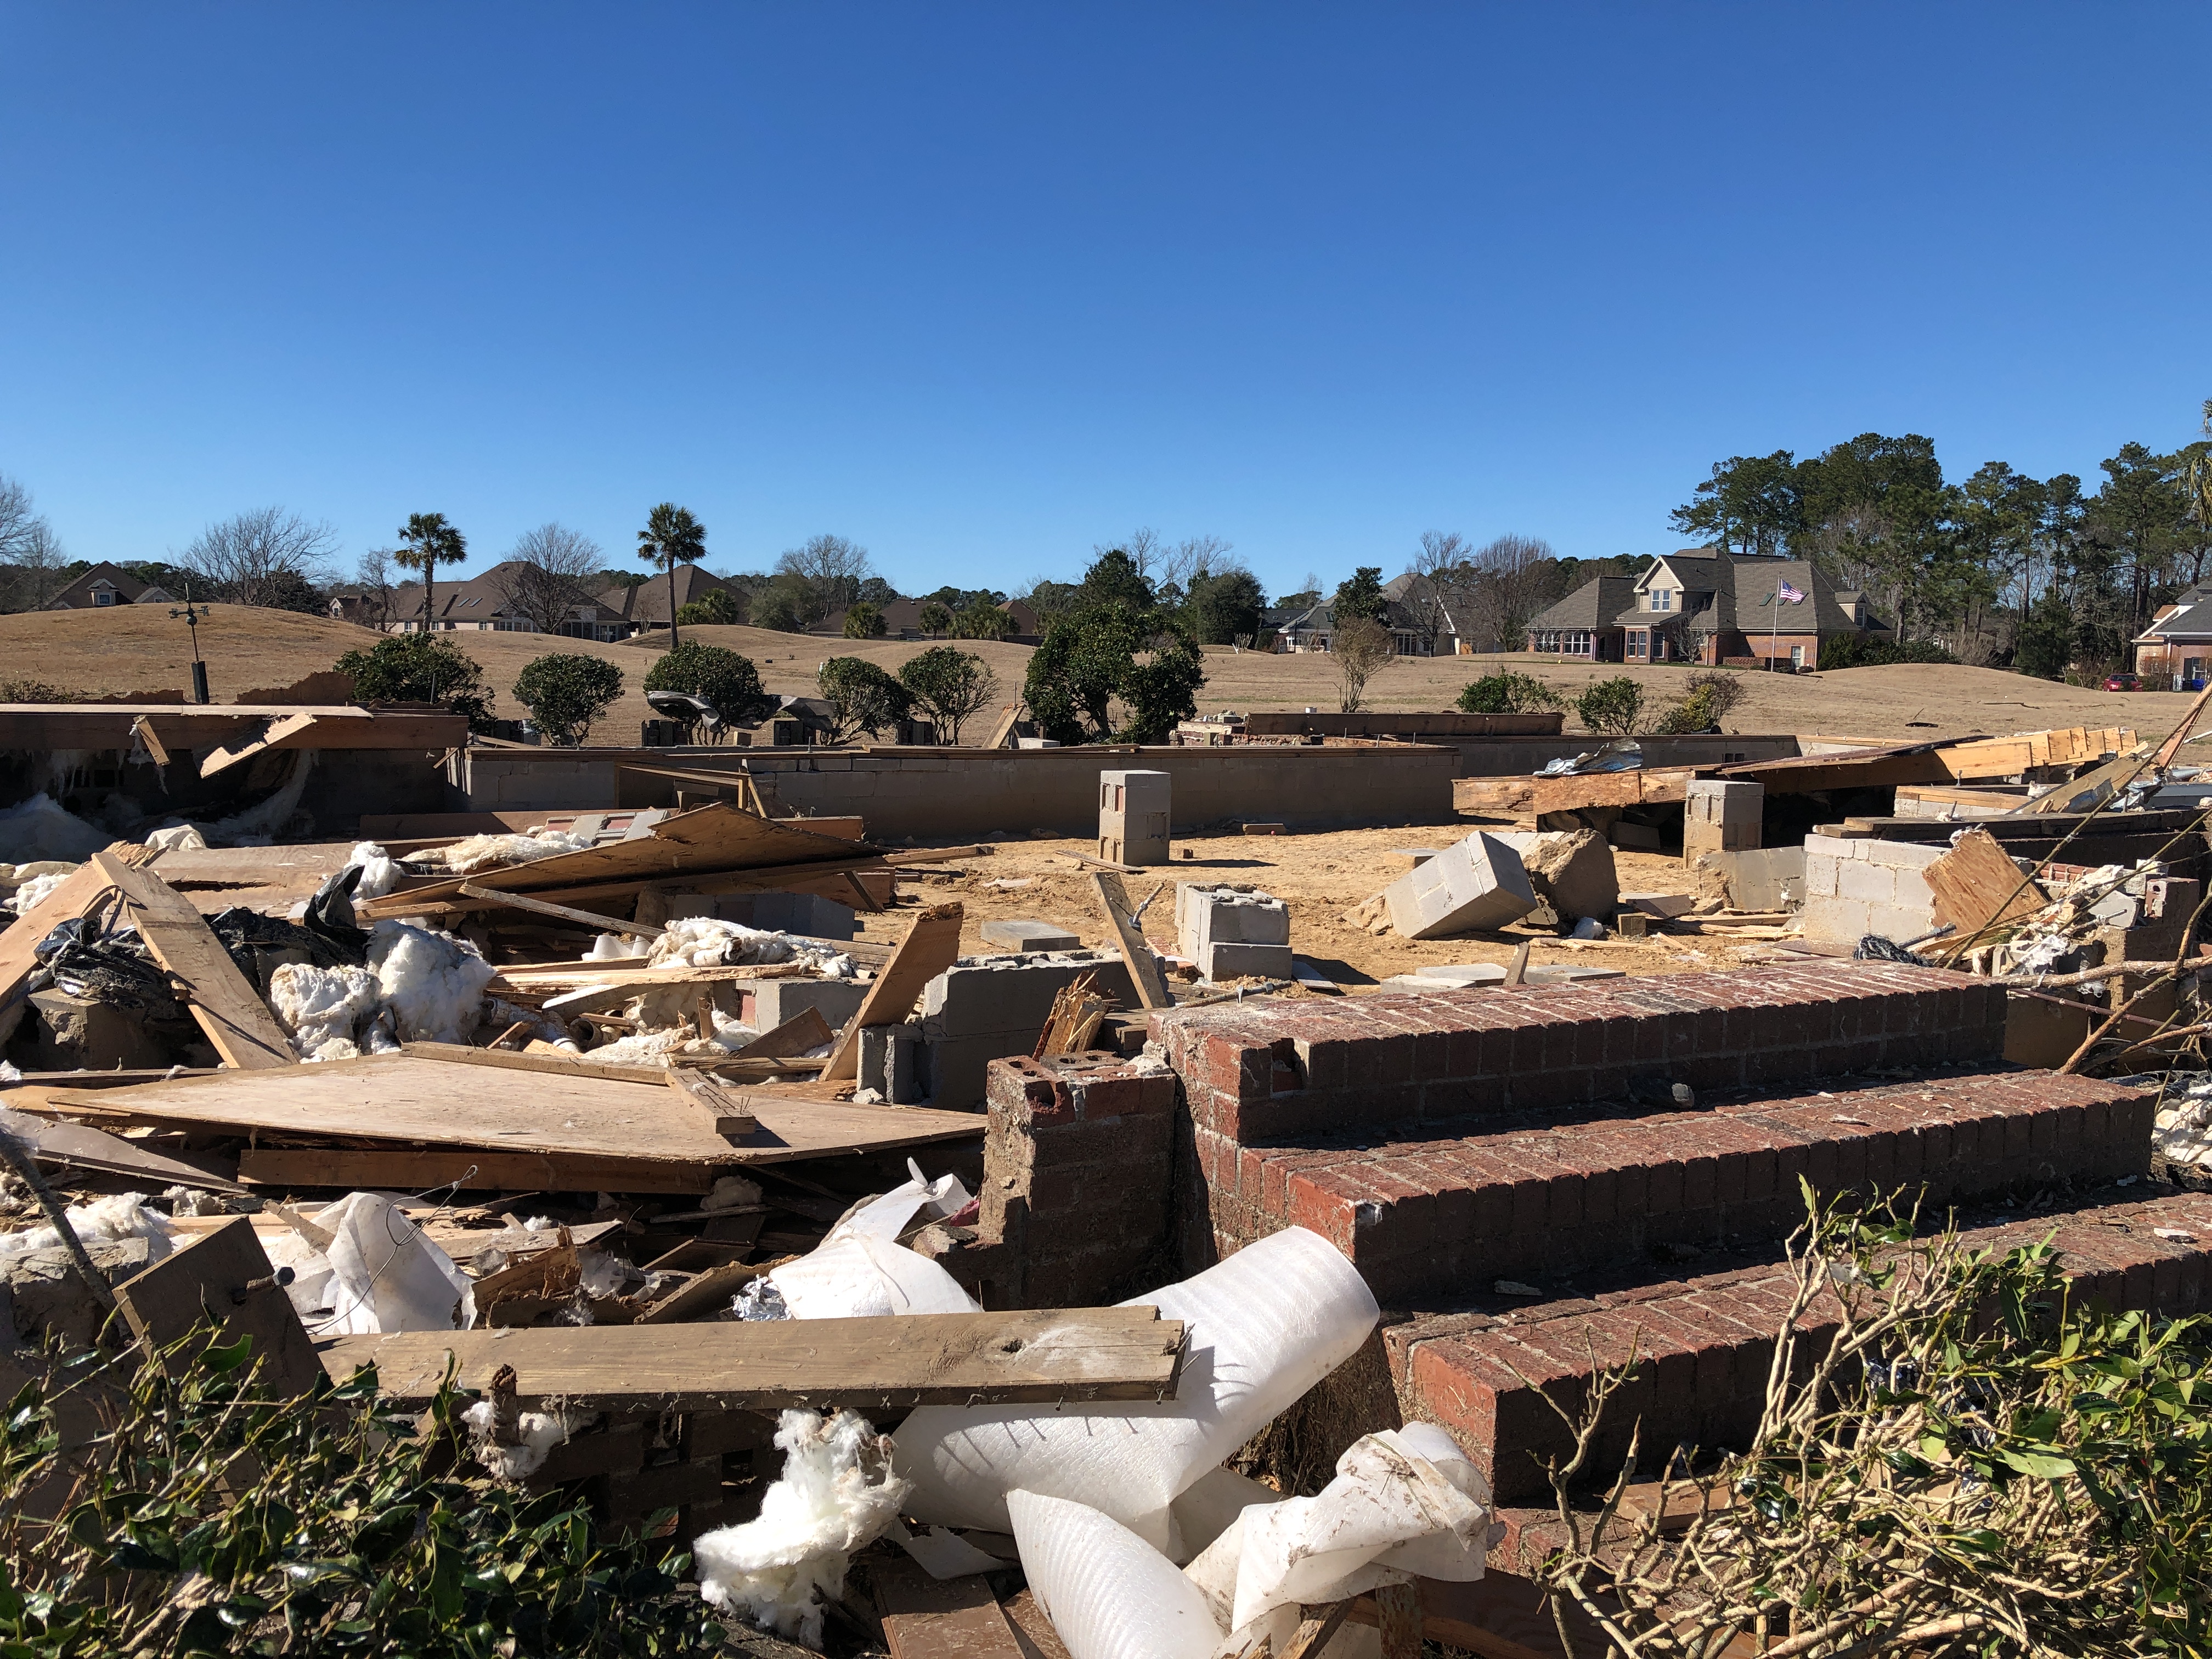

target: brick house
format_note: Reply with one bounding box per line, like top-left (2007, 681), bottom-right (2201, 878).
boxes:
top-left (387, 561), bottom-right (630, 639)
top-left (1526, 549), bottom-right (1888, 668)
top-left (2131, 583), bottom-right (2212, 687)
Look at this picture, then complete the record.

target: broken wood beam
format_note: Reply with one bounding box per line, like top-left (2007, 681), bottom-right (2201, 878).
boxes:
top-left (456, 881), bottom-right (664, 938)
top-left (1090, 871), bottom-right (1173, 1010)
top-left (665, 1066), bottom-right (757, 1139)
top-left (821, 902), bottom-right (966, 1082)
top-left (315, 1305), bottom-right (1188, 1409)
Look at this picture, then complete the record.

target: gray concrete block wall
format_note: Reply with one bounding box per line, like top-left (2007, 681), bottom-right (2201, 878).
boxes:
top-left (1800, 832), bottom-right (1945, 943)
top-left (918, 950), bottom-right (1139, 1106)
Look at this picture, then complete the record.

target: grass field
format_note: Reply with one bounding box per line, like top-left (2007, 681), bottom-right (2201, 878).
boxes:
top-left (0, 603), bottom-right (2190, 745)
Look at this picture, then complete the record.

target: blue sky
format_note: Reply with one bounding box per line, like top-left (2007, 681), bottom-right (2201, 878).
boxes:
top-left (2, 4), bottom-right (2207, 602)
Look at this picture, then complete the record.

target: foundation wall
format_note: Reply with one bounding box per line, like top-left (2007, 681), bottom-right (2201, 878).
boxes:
top-left (1447, 734), bottom-right (1801, 777)
top-left (458, 743), bottom-right (1458, 836)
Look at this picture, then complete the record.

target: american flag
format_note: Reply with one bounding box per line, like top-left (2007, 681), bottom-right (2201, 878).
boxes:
top-left (1778, 578), bottom-right (1806, 604)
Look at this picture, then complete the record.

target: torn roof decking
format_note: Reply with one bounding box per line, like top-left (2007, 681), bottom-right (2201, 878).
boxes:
top-left (356, 800), bottom-right (887, 920)
top-left (0, 702), bottom-right (469, 754)
top-left (13, 1054), bottom-right (986, 1190)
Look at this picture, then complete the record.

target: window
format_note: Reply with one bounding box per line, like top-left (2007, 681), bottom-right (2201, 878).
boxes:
top-left (93, 588), bottom-right (116, 607)
top-left (1790, 644), bottom-right (1805, 668)
top-left (1650, 588), bottom-right (1673, 612)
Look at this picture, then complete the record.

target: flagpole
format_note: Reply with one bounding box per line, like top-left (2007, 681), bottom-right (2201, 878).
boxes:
top-left (1770, 576), bottom-right (1779, 670)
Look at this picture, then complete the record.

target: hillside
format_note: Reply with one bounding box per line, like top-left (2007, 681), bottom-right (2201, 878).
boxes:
top-left (0, 605), bottom-right (2190, 744)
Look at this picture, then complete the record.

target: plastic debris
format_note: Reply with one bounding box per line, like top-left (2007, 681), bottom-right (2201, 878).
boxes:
top-left (766, 1163), bottom-right (980, 1319)
top-left (694, 1409), bottom-right (909, 1647)
top-left (891, 1226), bottom-right (1380, 1551)
top-left (267, 1192), bottom-right (473, 1334)
top-left (888, 1519), bottom-right (1005, 1581)
top-left (1008, 1489), bottom-right (1224, 1659)
top-left (0, 793), bottom-right (111, 862)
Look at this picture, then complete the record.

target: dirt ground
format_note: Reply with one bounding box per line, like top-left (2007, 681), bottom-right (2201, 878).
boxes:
top-left (857, 822), bottom-right (1772, 994)
top-left (0, 605), bottom-right (2191, 746)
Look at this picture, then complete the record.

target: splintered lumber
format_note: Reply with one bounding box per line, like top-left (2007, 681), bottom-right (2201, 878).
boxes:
top-left (1925, 827), bottom-right (2049, 938)
top-left (128, 715), bottom-right (171, 767)
top-left (402, 1040), bottom-right (678, 1085)
top-left (1091, 871), bottom-right (1173, 1010)
top-left (198, 709), bottom-right (323, 777)
top-left (731, 1004), bottom-right (836, 1059)
top-left (357, 802), bottom-right (886, 921)
top-left (90, 849), bottom-right (296, 1069)
top-left (821, 902), bottom-right (966, 1082)
top-left (315, 1305), bottom-right (1187, 1410)
top-left (1714, 741), bottom-right (1958, 794)
top-left (665, 1067), bottom-right (757, 1139)
top-left (1529, 766), bottom-right (1696, 818)
top-left (0, 702), bottom-right (462, 753)
top-left (1935, 725), bottom-right (2136, 780)
top-left (22, 1054), bottom-right (986, 1183)
top-left (980, 698), bottom-right (1026, 750)
top-left (872, 1558), bottom-right (1026, 1658)
top-left (456, 881), bottom-right (665, 938)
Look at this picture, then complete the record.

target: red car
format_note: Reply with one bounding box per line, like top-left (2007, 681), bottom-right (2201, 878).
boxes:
top-left (2103, 673), bottom-right (2140, 691)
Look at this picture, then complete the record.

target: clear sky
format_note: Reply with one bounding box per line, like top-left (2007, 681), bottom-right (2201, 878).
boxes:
top-left (3, 4), bottom-right (2207, 601)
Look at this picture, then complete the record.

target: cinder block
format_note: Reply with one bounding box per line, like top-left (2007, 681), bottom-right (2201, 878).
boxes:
top-left (1801, 896), bottom-right (1870, 942)
top-left (747, 978), bottom-right (869, 1033)
top-left (1864, 838), bottom-right (1948, 872)
top-left (667, 891), bottom-right (856, 939)
top-left (1200, 941), bottom-right (1295, 981)
top-left (921, 951), bottom-right (1137, 1039)
top-left (1099, 769), bottom-right (1171, 865)
top-left (980, 919), bottom-right (1083, 952)
top-left (1177, 884), bottom-right (1291, 968)
top-left (1683, 779), bottom-right (1762, 859)
top-left (1381, 833), bottom-right (1538, 939)
top-left (859, 1022), bottom-right (922, 1103)
top-left (1802, 853), bottom-right (1839, 899)
top-left (1837, 860), bottom-right (1895, 904)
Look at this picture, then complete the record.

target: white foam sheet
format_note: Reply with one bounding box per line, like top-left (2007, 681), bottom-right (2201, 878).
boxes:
top-left (1169, 1464), bottom-right (1285, 1562)
top-left (1008, 1490), bottom-right (1224, 1659)
top-left (1183, 1423), bottom-right (1491, 1636)
top-left (313, 1192), bottom-right (473, 1334)
top-left (891, 1227), bottom-right (1379, 1549)
top-left (767, 1161), bottom-right (980, 1319)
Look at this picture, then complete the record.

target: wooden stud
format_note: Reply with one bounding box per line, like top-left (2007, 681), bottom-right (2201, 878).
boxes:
top-left (665, 1066), bottom-right (757, 1140)
top-left (91, 849), bottom-right (296, 1069)
top-left (821, 903), bottom-right (966, 1082)
top-left (1090, 872), bottom-right (1172, 1011)
top-left (456, 881), bottom-right (665, 938)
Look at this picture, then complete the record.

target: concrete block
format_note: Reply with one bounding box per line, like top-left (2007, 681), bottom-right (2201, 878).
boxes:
top-left (979, 919), bottom-right (1082, 952)
top-left (1802, 852), bottom-right (1839, 899)
top-left (920, 950), bottom-right (1137, 1040)
top-left (667, 891), bottom-right (857, 939)
top-left (859, 1022), bottom-right (922, 1104)
top-left (1801, 896), bottom-right (1869, 943)
top-left (1176, 884), bottom-right (1291, 961)
top-left (1699, 845), bottom-right (1809, 910)
top-left (1837, 860), bottom-right (1896, 904)
top-left (1199, 941), bottom-right (1294, 981)
top-left (1099, 769), bottom-right (1171, 865)
top-left (1516, 830), bottom-right (1618, 920)
top-left (1414, 963), bottom-right (1507, 985)
top-left (745, 978), bottom-right (870, 1033)
top-left (1381, 833), bottom-right (1538, 939)
top-left (1683, 779), bottom-right (1762, 858)
top-left (1864, 838), bottom-right (1948, 872)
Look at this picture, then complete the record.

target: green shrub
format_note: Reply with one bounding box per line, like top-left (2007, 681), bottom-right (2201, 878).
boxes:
top-left (1574, 675), bottom-right (1645, 735)
top-left (816, 654), bottom-right (912, 742)
top-left (642, 640), bottom-right (769, 726)
top-left (918, 601), bottom-right (953, 636)
top-left (333, 634), bottom-right (496, 731)
top-left (1456, 671), bottom-right (1564, 714)
top-left (512, 652), bottom-right (624, 746)
top-left (898, 646), bottom-right (1000, 744)
top-left (951, 601), bottom-right (1013, 640)
top-left (674, 587), bottom-right (743, 627)
top-left (1654, 668), bottom-right (1747, 733)
top-left (842, 602), bottom-right (887, 639)
top-left (0, 1333), bottom-right (721, 1656)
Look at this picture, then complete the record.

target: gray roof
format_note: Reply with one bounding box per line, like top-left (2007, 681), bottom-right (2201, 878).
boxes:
top-left (1527, 575), bottom-right (1638, 633)
top-left (1536, 551), bottom-right (1886, 639)
top-left (2142, 601), bottom-right (2212, 642)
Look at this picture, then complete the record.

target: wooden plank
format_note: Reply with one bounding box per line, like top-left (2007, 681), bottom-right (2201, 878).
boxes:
top-left (665, 1067), bottom-right (757, 1138)
top-left (114, 1217), bottom-right (325, 1397)
top-left (980, 698), bottom-right (1026, 751)
top-left (822, 902), bottom-right (966, 1082)
top-left (0, 1102), bottom-right (246, 1193)
top-left (636, 1257), bottom-right (761, 1325)
top-left (1090, 872), bottom-right (1172, 1010)
top-left (198, 709), bottom-right (323, 777)
top-left (129, 715), bottom-right (171, 766)
top-left (359, 801), bottom-right (882, 918)
top-left (456, 880), bottom-right (665, 937)
top-left (401, 1040), bottom-right (672, 1085)
top-left (28, 1053), bottom-right (987, 1170)
top-left (314, 1305), bottom-right (1187, 1410)
top-left (1346, 1571), bottom-right (1597, 1659)
top-left (731, 1004), bottom-right (836, 1059)
top-left (238, 1146), bottom-right (722, 1194)
top-left (148, 842), bottom-right (358, 886)
top-left (0, 859), bottom-right (117, 1006)
top-left (872, 1558), bottom-right (1025, 1659)
top-left (1925, 827), bottom-right (2049, 937)
top-left (91, 849), bottom-right (296, 1069)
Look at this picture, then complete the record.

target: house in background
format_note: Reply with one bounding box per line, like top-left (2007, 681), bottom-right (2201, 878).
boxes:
top-left (385, 561), bottom-right (630, 639)
top-left (1271, 597), bottom-right (1429, 656)
top-left (1380, 572), bottom-right (1471, 654)
top-left (596, 565), bottom-right (741, 636)
top-left (1523, 549), bottom-right (1888, 669)
top-left (2132, 583), bottom-right (2212, 686)
top-left (44, 562), bottom-right (177, 610)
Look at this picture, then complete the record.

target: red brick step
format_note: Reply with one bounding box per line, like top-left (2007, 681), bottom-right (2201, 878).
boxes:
top-left (1395, 1187), bottom-right (2212, 1502)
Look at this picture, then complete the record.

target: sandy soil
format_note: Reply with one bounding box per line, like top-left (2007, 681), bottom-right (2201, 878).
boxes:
top-left (860, 823), bottom-right (1773, 995)
top-left (2, 605), bottom-right (2186, 746)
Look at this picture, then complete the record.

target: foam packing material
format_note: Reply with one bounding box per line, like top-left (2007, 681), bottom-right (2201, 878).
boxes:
top-left (1009, 1489), bottom-right (1224, 1659)
top-left (891, 1226), bottom-right (1379, 1550)
top-left (764, 1161), bottom-right (979, 1319)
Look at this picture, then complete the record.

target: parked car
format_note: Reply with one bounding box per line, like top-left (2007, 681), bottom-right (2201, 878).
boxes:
top-left (2103, 673), bottom-right (2140, 691)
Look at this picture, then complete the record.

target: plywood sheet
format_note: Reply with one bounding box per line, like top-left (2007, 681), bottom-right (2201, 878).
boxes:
top-left (315, 1305), bottom-right (1187, 1409)
top-left (31, 1053), bottom-right (985, 1170)
top-left (93, 849), bottom-right (296, 1069)
top-left (1926, 827), bottom-right (2049, 938)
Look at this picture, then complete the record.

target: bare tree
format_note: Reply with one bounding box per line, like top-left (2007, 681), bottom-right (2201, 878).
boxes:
top-left (0, 473), bottom-right (70, 613)
top-left (1333, 616), bottom-right (1396, 712)
top-left (1092, 529), bottom-right (1235, 594)
top-left (775, 533), bottom-right (874, 621)
top-left (349, 549), bottom-right (401, 630)
top-left (1463, 532), bottom-right (1560, 653)
top-left (495, 522), bottom-right (605, 633)
top-left (1397, 529), bottom-right (1477, 653)
top-left (179, 507), bottom-right (339, 607)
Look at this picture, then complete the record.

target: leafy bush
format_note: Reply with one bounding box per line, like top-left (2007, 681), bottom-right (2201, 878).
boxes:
top-left (0, 1333), bottom-right (721, 1656)
top-left (1818, 633), bottom-right (1955, 670)
top-left (951, 601), bottom-right (1013, 640)
top-left (1457, 671), bottom-right (1564, 714)
top-left (816, 655), bottom-right (912, 742)
top-left (0, 678), bottom-right (67, 703)
top-left (512, 652), bottom-right (624, 746)
top-left (1574, 675), bottom-right (1645, 735)
top-left (333, 634), bottom-right (496, 731)
top-left (642, 640), bottom-right (769, 726)
top-left (673, 587), bottom-right (743, 627)
top-left (842, 602), bottom-right (887, 639)
top-left (917, 600), bottom-right (953, 636)
top-left (898, 646), bottom-right (1000, 744)
top-left (1652, 668), bottom-right (1748, 734)
top-left (1025, 602), bottom-right (1204, 744)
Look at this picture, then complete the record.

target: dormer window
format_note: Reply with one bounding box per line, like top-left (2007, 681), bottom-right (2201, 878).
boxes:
top-left (93, 586), bottom-right (117, 607)
top-left (1650, 588), bottom-right (1673, 612)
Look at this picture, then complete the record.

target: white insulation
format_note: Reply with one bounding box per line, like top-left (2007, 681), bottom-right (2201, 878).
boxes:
top-left (0, 1192), bottom-right (175, 1261)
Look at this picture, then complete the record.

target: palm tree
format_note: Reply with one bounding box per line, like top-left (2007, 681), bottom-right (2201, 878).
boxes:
top-left (637, 503), bottom-right (708, 650)
top-left (394, 512), bottom-right (465, 635)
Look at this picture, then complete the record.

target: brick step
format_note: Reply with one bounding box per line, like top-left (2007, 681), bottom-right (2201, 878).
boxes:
top-left (1218, 1069), bottom-right (2155, 1306)
top-left (1392, 1185), bottom-right (2212, 1503)
top-left (1157, 961), bottom-right (2008, 1165)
